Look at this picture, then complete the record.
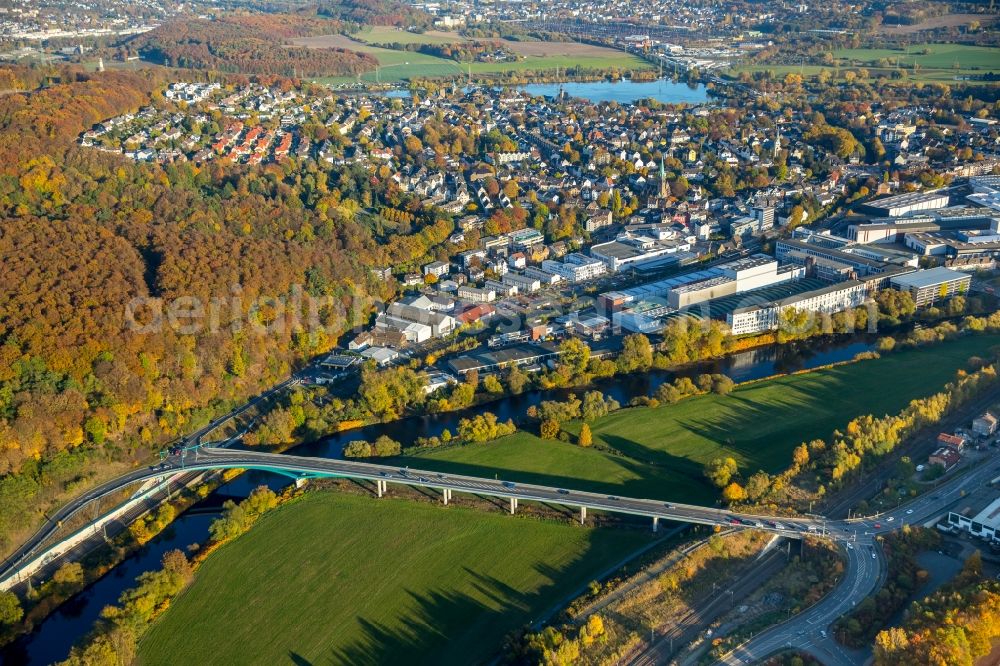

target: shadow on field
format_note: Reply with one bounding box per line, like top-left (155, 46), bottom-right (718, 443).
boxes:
top-left (388, 453), bottom-right (709, 504)
top-left (324, 547), bottom-right (608, 665)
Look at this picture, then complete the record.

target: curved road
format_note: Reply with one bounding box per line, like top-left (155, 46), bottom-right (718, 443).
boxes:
top-left (716, 454), bottom-right (1000, 666)
top-left (0, 377), bottom-right (297, 586)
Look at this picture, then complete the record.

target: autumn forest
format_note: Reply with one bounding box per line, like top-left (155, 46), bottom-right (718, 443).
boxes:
top-left (0, 65), bottom-right (456, 552)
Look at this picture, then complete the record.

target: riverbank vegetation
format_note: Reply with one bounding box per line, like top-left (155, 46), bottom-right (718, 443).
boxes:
top-left (0, 61), bottom-right (466, 558)
top-left (0, 471), bottom-right (235, 649)
top-left (397, 333), bottom-right (1000, 505)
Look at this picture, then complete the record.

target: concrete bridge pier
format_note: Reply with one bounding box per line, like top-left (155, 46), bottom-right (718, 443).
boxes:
top-left (653, 516), bottom-right (659, 532)
top-left (580, 506), bottom-right (587, 525)
top-left (443, 488), bottom-right (452, 505)
top-left (375, 479), bottom-right (386, 498)
top-left (509, 497), bottom-right (518, 514)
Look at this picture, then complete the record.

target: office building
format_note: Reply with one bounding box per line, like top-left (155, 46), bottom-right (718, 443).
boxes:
top-left (889, 267), bottom-right (971, 306)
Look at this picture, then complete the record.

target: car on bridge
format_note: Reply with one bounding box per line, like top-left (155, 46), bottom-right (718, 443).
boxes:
top-left (502, 481), bottom-right (516, 489)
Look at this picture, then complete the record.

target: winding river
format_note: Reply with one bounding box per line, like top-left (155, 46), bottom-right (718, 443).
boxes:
top-left (2, 334), bottom-right (877, 664)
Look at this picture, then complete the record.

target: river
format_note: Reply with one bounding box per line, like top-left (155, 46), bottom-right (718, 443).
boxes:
top-left (2, 334), bottom-right (875, 664)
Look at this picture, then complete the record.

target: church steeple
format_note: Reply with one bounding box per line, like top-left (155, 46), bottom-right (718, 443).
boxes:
top-left (659, 155), bottom-right (668, 198)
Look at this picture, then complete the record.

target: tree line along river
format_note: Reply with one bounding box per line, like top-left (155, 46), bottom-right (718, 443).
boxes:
top-left (3, 334), bottom-right (877, 664)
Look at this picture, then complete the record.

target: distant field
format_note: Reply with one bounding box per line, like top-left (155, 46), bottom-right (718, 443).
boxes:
top-left (835, 43), bottom-right (1000, 70)
top-left (400, 335), bottom-right (998, 504)
top-left (878, 13), bottom-right (998, 35)
top-left (138, 492), bottom-right (649, 665)
top-left (292, 33), bottom-right (649, 83)
top-left (502, 40), bottom-right (628, 58)
top-left (353, 26), bottom-right (466, 45)
top-left (727, 42), bottom-right (1000, 84)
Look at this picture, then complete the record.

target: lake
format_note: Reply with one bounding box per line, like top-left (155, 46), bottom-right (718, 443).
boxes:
top-left (517, 78), bottom-right (708, 105)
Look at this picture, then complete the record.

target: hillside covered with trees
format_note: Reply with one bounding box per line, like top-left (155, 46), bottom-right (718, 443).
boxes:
top-left (127, 15), bottom-right (377, 77)
top-left (0, 65), bottom-right (452, 553)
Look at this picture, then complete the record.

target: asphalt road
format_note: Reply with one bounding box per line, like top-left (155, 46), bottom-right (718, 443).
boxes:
top-left (714, 449), bottom-right (1000, 666)
top-left (718, 543), bottom-right (883, 666)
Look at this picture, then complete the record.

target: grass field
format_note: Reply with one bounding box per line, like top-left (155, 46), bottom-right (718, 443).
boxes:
top-left (138, 492), bottom-right (650, 665)
top-left (728, 42), bottom-right (1000, 84)
top-left (834, 43), bottom-right (1000, 71)
top-left (878, 14), bottom-right (998, 35)
top-left (399, 335), bottom-right (999, 504)
top-left (352, 26), bottom-right (467, 45)
top-left (292, 33), bottom-right (650, 83)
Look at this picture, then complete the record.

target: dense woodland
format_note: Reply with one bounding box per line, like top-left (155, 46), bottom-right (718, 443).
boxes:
top-left (315, 0), bottom-right (433, 28)
top-left (126, 15), bottom-right (376, 77)
top-left (0, 65), bottom-right (458, 552)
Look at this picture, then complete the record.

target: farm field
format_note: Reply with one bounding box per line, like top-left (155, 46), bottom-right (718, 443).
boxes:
top-left (834, 43), bottom-right (1000, 70)
top-left (137, 492), bottom-right (650, 666)
top-left (352, 26), bottom-right (467, 45)
top-left (353, 26), bottom-right (635, 58)
top-left (878, 13), bottom-right (998, 35)
top-left (291, 33), bottom-right (650, 83)
top-left (400, 334), bottom-right (998, 504)
top-left (727, 42), bottom-right (1000, 83)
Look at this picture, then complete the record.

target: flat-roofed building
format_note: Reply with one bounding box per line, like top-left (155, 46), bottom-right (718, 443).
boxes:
top-left (727, 280), bottom-right (869, 336)
top-left (423, 260), bottom-right (450, 277)
top-left (502, 272), bottom-right (542, 293)
top-left (889, 267), bottom-right (971, 306)
top-left (542, 253), bottom-right (607, 283)
top-left (590, 235), bottom-right (690, 272)
top-left (947, 496), bottom-right (1000, 545)
top-left (862, 190), bottom-right (950, 217)
top-left (669, 275), bottom-right (737, 309)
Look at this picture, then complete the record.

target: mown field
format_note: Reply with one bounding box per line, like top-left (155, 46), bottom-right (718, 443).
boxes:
top-left (400, 334), bottom-right (999, 505)
top-left (352, 26), bottom-right (467, 45)
top-left (138, 492), bottom-right (650, 665)
top-left (834, 43), bottom-right (1000, 70)
top-left (291, 33), bottom-right (650, 83)
top-left (727, 42), bottom-right (1000, 84)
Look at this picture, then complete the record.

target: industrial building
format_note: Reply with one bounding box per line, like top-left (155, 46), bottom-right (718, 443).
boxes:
top-left (726, 280), bottom-right (870, 336)
top-left (847, 207), bottom-right (996, 244)
top-left (775, 236), bottom-right (918, 276)
top-left (590, 233), bottom-right (692, 272)
top-left (888, 267), bottom-right (971, 306)
top-left (542, 253), bottom-right (607, 283)
top-left (861, 190), bottom-right (950, 217)
top-left (947, 496), bottom-right (1000, 545)
top-left (374, 302), bottom-right (456, 343)
top-left (667, 256), bottom-right (803, 309)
